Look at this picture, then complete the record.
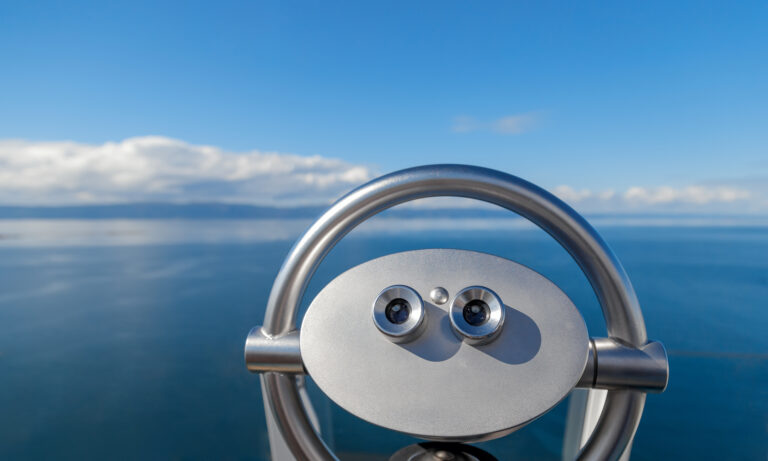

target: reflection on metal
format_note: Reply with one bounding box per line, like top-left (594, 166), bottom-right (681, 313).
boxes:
top-left (577, 340), bottom-right (597, 388)
top-left (563, 389), bottom-right (632, 461)
top-left (261, 375), bottom-right (321, 461)
top-left (244, 165), bottom-right (669, 461)
top-left (580, 338), bottom-right (669, 393)
top-left (245, 328), bottom-right (302, 374)
top-left (390, 442), bottom-right (498, 461)
top-left (429, 286), bottom-right (449, 305)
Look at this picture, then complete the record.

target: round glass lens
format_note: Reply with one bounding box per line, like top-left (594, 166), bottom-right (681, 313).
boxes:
top-left (463, 300), bottom-right (490, 326)
top-left (385, 298), bottom-right (411, 324)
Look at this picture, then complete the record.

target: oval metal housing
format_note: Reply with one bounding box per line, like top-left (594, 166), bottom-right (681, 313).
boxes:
top-left (300, 249), bottom-right (589, 442)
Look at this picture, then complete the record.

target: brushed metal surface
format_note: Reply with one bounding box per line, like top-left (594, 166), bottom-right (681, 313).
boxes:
top-left (245, 328), bottom-right (303, 373)
top-left (575, 338), bottom-right (668, 392)
top-left (301, 249), bottom-right (589, 441)
top-left (591, 338), bottom-right (669, 392)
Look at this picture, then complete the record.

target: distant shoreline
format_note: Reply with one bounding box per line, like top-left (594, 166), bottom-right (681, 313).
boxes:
top-left (0, 203), bottom-right (766, 222)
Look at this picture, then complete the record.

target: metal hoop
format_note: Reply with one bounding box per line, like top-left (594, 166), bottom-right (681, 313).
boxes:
top-left (260, 164), bottom-right (647, 461)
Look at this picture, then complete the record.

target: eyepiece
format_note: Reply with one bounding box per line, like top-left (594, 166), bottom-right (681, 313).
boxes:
top-left (372, 285), bottom-right (426, 343)
top-left (450, 286), bottom-right (504, 345)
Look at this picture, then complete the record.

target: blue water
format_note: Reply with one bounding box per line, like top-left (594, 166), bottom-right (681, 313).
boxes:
top-left (0, 220), bottom-right (766, 460)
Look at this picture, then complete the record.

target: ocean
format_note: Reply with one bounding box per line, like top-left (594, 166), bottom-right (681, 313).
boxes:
top-left (0, 218), bottom-right (766, 460)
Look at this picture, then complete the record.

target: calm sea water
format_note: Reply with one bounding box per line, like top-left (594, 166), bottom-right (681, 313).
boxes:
top-left (0, 218), bottom-right (766, 460)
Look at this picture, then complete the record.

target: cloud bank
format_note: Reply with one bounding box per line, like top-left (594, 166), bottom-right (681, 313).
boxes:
top-left (0, 136), bottom-right (762, 213)
top-left (0, 137), bottom-right (372, 205)
top-left (553, 183), bottom-right (758, 213)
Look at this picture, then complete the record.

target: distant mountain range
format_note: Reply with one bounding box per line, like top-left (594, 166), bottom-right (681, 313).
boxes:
top-left (0, 204), bottom-right (763, 224)
top-left (0, 203), bottom-right (517, 219)
top-left (0, 203), bottom-right (323, 219)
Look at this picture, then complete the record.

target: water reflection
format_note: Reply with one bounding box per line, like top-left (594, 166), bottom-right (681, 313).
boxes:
top-left (0, 218), bottom-right (765, 459)
top-left (2, 215), bottom-right (768, 247)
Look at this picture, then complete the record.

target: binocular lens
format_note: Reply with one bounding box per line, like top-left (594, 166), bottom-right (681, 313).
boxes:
top-left (385, 298), bottom-right (411, 324)
top-left (372, 285), bottom-right (425, 343)
top-left (463, 300), bottom-right (490, 326)
top-left (449, 286), bottom-right (504, 345)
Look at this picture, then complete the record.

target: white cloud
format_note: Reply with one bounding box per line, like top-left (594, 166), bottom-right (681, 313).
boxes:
top-left (0, 136), bottom-right (763, 213)
top-left (555, 184), bottom-right (751, 206)
top-left (452, 112), bottom-right (539, 135)
top-left (0, 136), bottom-right (374, 205)
top-left (623, 185), bottom-right (750, 205)
top-left (553, 185), bottom-right (597, 202)
top-left (492, 114), bottom-right (538, 134)
top-left (451, 116), bottom-right (479, 133)
top-left (552, 183), bottom-right (757, 212)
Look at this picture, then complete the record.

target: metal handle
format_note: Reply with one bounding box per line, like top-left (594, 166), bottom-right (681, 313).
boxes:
top-left (254, 164), bottom-right (652, 461)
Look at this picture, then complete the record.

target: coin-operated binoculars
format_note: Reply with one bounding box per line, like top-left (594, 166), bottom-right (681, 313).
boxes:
top-left (244, 165), bottom-right (668, 461)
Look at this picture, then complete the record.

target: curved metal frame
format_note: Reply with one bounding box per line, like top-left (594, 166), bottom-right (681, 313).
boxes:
top-left (260, 165), bottom-right (648, 461)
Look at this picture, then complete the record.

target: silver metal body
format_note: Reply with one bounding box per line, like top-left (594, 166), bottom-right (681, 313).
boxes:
top-left (245, 329), bottom-right (303, 374)
top-left (429, 287), bottom-right (449, 305)
top-left (586, 338), bottom-right (668, 392)
top-left (563, 389), bottom-right (632, 461)
top-left (245, 164), bottom-right (668, 461)
top-left (301, 249), bottom-right (589, 441)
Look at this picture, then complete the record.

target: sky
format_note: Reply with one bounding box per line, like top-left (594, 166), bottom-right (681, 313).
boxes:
top-left (0, 1), bottom-right (766, 212)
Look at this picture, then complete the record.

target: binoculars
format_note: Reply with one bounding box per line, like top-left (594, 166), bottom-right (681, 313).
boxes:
top-left (244, 165), bottom-right (669, 461)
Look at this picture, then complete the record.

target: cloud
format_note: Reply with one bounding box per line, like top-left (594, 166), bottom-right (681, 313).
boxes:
top-left (492, 114), bottom-right (538, 134)
top-left (554, 184), bottom-right (752, 206)
top-left (623, 185), bottom-right (751, 205)
top-left (0, 136), bottom-right (763, 213)
top-left (553, 185), bottom-right (604, 202)
top-left (452, 112), bottom-right (539, 135)
top-left (451, 116), bottom-right (479, 134)
top-left (0, 136), bottom-right (373, 205)
top-left (552, 183), bottom-right (759, 212)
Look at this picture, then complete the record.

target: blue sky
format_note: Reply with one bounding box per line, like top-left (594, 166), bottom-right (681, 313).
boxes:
top-left (0, 1), bottom-right (766, 211)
